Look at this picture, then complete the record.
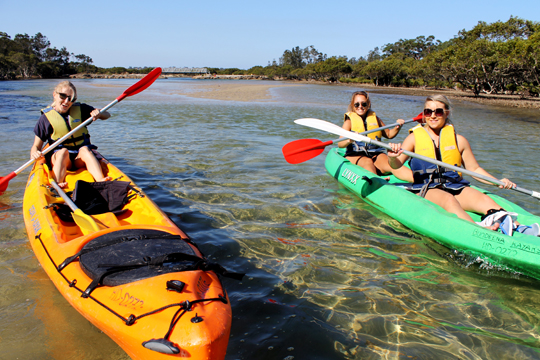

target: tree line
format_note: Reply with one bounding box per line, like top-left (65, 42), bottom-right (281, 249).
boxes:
top-left (0, 32), bottom-right (154, 80)
top-left (2, 17), bottom-right (539, 97)
top-left (210, 17), bottom-right (540, 97)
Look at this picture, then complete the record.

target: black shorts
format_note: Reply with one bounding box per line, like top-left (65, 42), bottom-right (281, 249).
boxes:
top-left (46, 145), bottom-right (101, 168)
top-left (406, 184), bottom-right (467, 196)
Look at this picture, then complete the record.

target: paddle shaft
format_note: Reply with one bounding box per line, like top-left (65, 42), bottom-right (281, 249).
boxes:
top-left (330, 118), bottom-right (418, 145)
top-left (295, 118), bottom-right (540, 200)
top-left (49, 180), bottom-right (79, 211)
top-left (49, 180), bottom-right (101, 233)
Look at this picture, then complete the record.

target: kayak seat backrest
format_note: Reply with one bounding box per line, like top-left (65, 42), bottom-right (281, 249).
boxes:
top-left (72, 180), bottom-right (131, 215)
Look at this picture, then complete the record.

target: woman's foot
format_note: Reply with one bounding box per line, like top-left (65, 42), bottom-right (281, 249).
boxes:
top-left (95, 176), bottom-right (112, 182)
top-left (487, 222), bottom-right (500, 231)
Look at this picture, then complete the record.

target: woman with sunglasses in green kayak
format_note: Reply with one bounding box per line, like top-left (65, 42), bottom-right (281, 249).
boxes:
top-left (387, 95), bottom-right (516, 231)
top-left (338, 91), bottom-right (405, 176)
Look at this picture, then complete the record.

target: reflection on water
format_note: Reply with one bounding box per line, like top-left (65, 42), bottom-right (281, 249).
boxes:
top-left (1, 79), bottom-right (540, 359)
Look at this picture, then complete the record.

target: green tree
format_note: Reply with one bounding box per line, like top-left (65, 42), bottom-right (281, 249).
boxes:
top-left (12, 33), bottom-right (33, 55)
top-left (280, 46), bottom-right (304, 68)
top-left (310, 56), bottom-right (352, 81)
top-left (366, 47), bottom-right (382, 62)
top-left (73, 54), bottom-right (94, 73)
top-left (31, 32), bottom-right (50, 62)
top-left (426, 17), bottom-right (540, 96)
top-left (362, 54), bottom-right (414, 86)
top-left (247, 65), bottom-right (265, 75)
top-left (303, 45), bottom-right (326, 64)
top-left (8, 52), bottom-right (38, 78)
top-left (382, 35), bottom-right (441, 60)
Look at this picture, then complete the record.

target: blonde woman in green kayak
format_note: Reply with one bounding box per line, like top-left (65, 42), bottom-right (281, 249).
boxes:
top-left (387, 95), bottom-right (517, 232)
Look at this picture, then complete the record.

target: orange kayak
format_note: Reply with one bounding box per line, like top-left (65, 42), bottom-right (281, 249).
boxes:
top-left (23, 157), bottom-right (238, 359)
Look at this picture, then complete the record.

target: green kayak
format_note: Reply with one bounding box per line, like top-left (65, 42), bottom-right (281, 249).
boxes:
top-left (325, 147), bottom-right (540, 279)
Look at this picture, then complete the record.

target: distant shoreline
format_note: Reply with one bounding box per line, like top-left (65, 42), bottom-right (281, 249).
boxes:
top-left (67, 73), bottom-right (540, 109)
top-left (340, 82), bottom-right (540, 110)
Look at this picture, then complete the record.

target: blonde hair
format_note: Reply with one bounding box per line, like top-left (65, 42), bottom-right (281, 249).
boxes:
top-left (54, 81), bottom-right (77, 102)
top-left (425, 94), bottom-right (451, 111)
top-left (348, 91), bottom-right (371, 113)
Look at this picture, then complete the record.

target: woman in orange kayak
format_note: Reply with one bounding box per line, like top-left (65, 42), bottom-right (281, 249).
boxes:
top-left (387, 95), bottom-right (516, 231)
top-left (338, 91), bottom-right (405, 175)
top-left (30, 81), bottom-right (111, 187)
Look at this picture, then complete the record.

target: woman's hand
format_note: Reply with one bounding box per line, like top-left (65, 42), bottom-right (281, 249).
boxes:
top-left (499, 178), bottom-right (516, 189)
top-left (30, 150), bottom-right (42, 160)
top-left (91, 109), bottom-right (102, 121)
top-left (387, 142), bottom-right (403, 158)
top-left (338, 137), bottom-right (354, 148)
top-left (396, 119), bottom-right (405, 128)
top-left (387, 142), bottom-right (405, 170)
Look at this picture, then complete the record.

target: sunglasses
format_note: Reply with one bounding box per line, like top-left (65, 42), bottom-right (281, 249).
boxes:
top-left (354, 102), bottom-right (369, 108)
top-left (57, 92), bottom-right (76, 102)
top-left (423, 108), bottom-right (446, 117)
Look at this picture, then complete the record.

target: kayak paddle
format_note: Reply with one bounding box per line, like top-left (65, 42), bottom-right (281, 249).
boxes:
top-left (294, 118), bottom-right (540, 200)
top-left (0, 67), bottom-right (162, 194)
top-left (282, 113), bottom-right (423, 164)
top-left (50, 180), bottom-right (100, 234)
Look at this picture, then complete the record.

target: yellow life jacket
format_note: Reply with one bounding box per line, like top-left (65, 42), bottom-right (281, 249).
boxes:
top-left (41, 104), bottom-right (89, 148)
top-left (411, 123), bottom-right (462, 174)
top-left (345, 110), bottom-right (382, 140)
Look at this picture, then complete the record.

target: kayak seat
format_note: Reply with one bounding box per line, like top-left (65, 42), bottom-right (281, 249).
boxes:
top-left (50, 180), bottom-right (131, 228)
top-left (72, 180), bottom-right (132, 215)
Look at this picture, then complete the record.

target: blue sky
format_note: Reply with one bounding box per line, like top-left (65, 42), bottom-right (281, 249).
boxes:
top-left (2, 0), bottom-right (540, 69)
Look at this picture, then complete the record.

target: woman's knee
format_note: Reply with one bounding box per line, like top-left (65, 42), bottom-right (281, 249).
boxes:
top-left (52, 148), bottom-right (70, 164)
top-left (427, 190), bottom-right (459, 209)
top-left (78, 146), bottom-right (91, 155)
top-left (374, 154), bottom-right (391, 172)
top-left (356, 156), bottom-right (373, 167)
top-left (77, 146), bottom-right (95, 161)
top-left (53, 148), bottom-right (69, 158)
top-left (457, 188), bottom-right (498, 213)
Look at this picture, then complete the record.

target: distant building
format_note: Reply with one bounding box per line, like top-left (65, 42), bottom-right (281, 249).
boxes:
top-left (162, 67), bottom-right (209, 74)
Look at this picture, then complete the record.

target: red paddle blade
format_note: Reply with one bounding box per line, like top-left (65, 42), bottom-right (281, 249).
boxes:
top-left (117, 67), bottom-right (162, 101)
top-left (282, 139), bottom-right (333, 164)
top-left (413, 112), bottom-right (424, 122)
top-left (0, 172), bottom-right (17, 194)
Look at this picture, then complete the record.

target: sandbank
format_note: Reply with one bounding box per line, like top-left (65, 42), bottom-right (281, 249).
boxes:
top-left (173, 83), bottom-right (304, 102)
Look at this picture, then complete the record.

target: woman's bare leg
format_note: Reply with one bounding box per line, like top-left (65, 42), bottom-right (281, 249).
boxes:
top-left (51, 148), bottom-right (71, 187)
top-left (73, 147), bottom-right (111, 182)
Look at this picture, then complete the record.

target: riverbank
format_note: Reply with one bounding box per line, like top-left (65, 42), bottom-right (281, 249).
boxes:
top-left (69, 73), bottom-right (540, 109)
top-left (345, 82), bottom-right (540, 109)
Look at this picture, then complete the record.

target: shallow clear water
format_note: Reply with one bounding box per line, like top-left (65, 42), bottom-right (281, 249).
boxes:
top-left (1, 78), bottom-right (540, 360)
